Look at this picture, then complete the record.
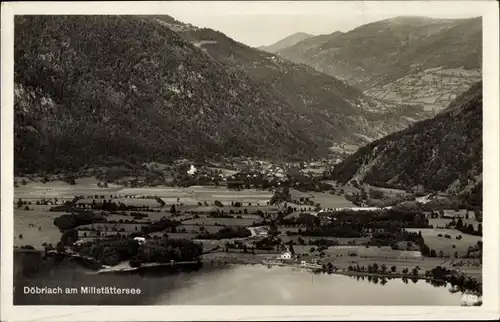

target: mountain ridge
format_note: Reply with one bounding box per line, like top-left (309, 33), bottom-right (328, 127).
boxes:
top-left (258, 32), bottom-right (314, 53)
top-left (329, 81), bottom-right (482, 205)
top-left (15, 15), bottom-right (391, 174)
top-left (277, 16), bottom-right (482, 112)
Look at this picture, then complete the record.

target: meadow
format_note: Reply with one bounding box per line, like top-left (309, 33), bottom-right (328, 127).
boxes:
top-left (181, 217), bottom-right (261, 227)
top-left (309, 192), bottom-right (357, 208)
top-left (14, 207), bottom-right (62, 249)
top-left (405, 228), bottom-right (482, 257)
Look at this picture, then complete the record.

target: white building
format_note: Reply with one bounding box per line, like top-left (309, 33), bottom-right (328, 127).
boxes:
top-left (280, 251), bottom-right (292, 260)
top-left (134, 237), bottom-right (146, 245)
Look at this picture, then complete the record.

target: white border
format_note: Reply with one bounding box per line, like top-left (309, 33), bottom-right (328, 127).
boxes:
top-left (1, 1), bottom-right (499, 321)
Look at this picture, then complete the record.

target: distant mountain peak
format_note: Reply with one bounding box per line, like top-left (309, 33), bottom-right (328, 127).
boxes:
top-left (259, 32), bottom-right (314, 53)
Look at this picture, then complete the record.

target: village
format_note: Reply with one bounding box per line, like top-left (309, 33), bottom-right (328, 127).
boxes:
top-left (13, 155), bottom-right (483, 299)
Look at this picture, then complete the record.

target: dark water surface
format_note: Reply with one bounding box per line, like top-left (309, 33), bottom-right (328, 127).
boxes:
top-left (14, 262), bottom-right (464, 305)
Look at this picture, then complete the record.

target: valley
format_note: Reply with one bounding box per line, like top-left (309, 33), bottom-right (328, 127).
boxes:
top-left (273, 16), bottom-right (482, 114)
top-left (11, 12), bottom-right (484, 307)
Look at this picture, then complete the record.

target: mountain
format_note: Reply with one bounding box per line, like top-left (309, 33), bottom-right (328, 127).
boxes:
top-left (15, 15), bottom-right (397, 174)
top-left (277, 16), bottom-right (482, 112)
top-left (258, 32), bottom-right (314, 53)
top-left (329, 81), bottom-right (482, 205)
top-left (149, 15), bottom-right (425, 143)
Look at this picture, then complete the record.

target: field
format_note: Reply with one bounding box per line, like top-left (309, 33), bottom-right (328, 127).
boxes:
top-left (181, 217), bottom-right (261, 227)
top-left (405, 228), bottom-right (482, 257)
top-left (114, 186), bottom-right (273, 206)
top-left (177, 224), bottom-right (221, 234)
top-left (14, 207), bottom-right (62, 249)
top-left (279, 232), bottom-right (369, 246)
top-left (309, 192), bottom-right (356, 208)
top-left (362, 184), bottom-right (408, 197)
top-left (76, 198), bottom-right (162, 208)
top-left (15, 177), bottom-right (122, 200)
top-left (429, 218), bottom-right (480, 230)
top-left (323, 246), bottom-right (422, 259)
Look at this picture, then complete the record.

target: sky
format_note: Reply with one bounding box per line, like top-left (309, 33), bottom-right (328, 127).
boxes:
top-left (159, 1), bottom-right (483, 47)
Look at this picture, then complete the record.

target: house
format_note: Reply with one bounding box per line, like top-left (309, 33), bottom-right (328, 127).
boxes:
top-left (134, 237), bottom-right (146, 245)
top-left (299, 255), bottom-right (318, 265)
top-left (280, 251), bottom-right (292, 260)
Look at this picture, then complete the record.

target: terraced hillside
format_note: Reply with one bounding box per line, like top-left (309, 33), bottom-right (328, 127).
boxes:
top-left (277, 16), bottom-right (482, 112)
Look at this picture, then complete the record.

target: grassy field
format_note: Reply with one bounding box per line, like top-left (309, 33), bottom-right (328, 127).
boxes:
top-left (14, 207), bottom-right (61, 249)
top-left (114, 186), bottom-right (273, 206)
top-left (321, 246), bottom-right (422, 259)
top-left (405, 228), bottom-right (482, 257)
top-left (181, 217), bottom-right (260, 227)
top-left (309, 192), bottom-right (356, 208)
top-left (15, 177), bottom-right (122, 200)
top-left (178, 224), bottom-right (221, 234)
top-left (429, 218), bottom-right (480, 230)
top-left (279, 232), bottom-right (369, 246)
top-left (76, 197), bottom-right (162, 208)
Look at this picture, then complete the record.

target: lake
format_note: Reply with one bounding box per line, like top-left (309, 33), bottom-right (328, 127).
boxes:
top-left (14, 262), bottom-right (467, 305)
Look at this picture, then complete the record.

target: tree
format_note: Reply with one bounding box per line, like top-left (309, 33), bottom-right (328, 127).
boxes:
top-left (391, 265), bottom-right (397, 273)
top-left (18, 234), bottom-right (23, 239)
top-left (56, 242), bottom-right (65, 253)
top-left (170, 204), bottom-right (176, 213)
top-left (381, 264), bottom-right (387, 274)
top-left (17, 198), bottom-right (23, 209)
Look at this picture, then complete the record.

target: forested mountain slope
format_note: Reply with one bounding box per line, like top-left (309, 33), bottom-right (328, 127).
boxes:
top-left (14, 16), bottom-right (322, 173)
top-left (149, 15), bottom-right (421, 142)
top-left (329, 81), bottom-right (482, 204)
top-left (15, 15), bottom-right (390, 174)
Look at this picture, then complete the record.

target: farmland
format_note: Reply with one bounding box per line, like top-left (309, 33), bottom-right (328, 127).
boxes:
top-left (405, 228), bottom-right (482, 257)
top-left (309, 192), bottom-right (356, 208)
top-left (13, 168), bottom-right (482, 291)
top-left (181, 217), bottom-right (262, 227)
top-left (14, 207), bottom-right (62, 249)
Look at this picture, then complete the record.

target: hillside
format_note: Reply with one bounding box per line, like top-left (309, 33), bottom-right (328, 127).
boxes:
top-left (329, 82), bottom-right (482, 206)
top-left (278, 16), bottom-right (482, 112)
top-left (149, 16), bottom-right (427, 141)
top-left (258, 32), bottom-right (314, 53)
top-left (15, 15), bottom-right (394, 175)
top-left (14, 16), bottom-right (324, 173)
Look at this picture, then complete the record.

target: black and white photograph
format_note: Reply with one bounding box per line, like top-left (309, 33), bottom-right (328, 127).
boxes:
top-left (1, 0), bottom-right (499, 320)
